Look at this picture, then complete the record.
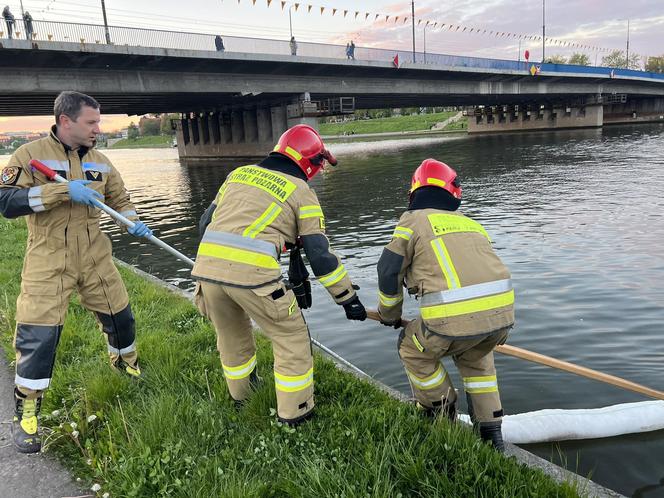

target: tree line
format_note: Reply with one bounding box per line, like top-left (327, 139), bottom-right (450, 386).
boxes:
top-left (544, 51), bottom-right (664, 72)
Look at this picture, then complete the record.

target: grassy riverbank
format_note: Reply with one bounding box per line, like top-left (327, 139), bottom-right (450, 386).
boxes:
top-left (0, 217), bottom-right (578, 497)
top-left (108, 135), bottom-right (173, 149)
top-left (319, 112), bottom-right (465, 135)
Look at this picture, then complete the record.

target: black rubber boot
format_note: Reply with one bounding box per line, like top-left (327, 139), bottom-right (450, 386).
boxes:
top-left (113, 358), bottom-right (141, 378)
top-left (479, 421), bottom-right (505, 452)
top-left (12, 390), bottom-right (42, 454)
top-left (416, 398), bottom-right (457, 421)
top-left (277, 408), bottom-right (314, 427)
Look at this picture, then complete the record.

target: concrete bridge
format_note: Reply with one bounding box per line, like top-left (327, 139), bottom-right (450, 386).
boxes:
top-left (1, 21), bottom-right (663, 162)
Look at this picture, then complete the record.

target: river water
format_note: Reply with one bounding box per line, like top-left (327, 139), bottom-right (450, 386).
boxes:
top-left (3, 124), bottom-right (664, 496)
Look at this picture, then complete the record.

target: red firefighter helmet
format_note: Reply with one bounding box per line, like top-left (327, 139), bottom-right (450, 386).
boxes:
top-left (271, 124), bottom-right (337, 180)
top-left (409, 159), bottom-right (462, 200)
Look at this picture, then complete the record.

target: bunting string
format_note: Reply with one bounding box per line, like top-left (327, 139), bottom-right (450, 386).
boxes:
top-left (220, 0), bottom-right (614, 52)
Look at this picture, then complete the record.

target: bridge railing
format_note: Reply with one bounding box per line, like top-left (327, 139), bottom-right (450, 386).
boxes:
top-left (3, 18), bottom-right (664, 82)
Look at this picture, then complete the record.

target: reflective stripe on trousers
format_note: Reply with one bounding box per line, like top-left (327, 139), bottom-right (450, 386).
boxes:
top-left (463, 375), bottom-right (498, 394)
top-left (274, 368), bottom-right (314, 393)
top-left (223, 354), bottom-right (257, 380)
top-left (407, 364), bottom-right (447, 390)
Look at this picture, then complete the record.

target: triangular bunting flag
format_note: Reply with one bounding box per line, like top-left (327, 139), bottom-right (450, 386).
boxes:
top-left (393, 53), bottom-right (399, 68)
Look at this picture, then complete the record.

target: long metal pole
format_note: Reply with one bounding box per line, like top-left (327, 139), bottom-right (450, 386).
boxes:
top-left (542, 0), bottom-right (545, 62)
top-left (289, 5), bottom-right (292, 39)
top-left (625, 19), bottom-right (630, 69)
top-left (101, 0), bottom-right (111, 44)
top-left (411, 0), bottom-right (415, 63)
top-left (19, 0), bottom-right (25, 19)
top-left (423, 24), bottom-right (426, 64)
top-left (518, 39), bottom-right (521, 62)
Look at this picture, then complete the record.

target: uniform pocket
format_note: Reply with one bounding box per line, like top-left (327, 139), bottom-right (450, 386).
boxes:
top-left (21, 281), bottom-right (60, 296)
top-left (193, 282), bottom-right (207, 317)
top-left (251, 282), bottom-right (297, 322)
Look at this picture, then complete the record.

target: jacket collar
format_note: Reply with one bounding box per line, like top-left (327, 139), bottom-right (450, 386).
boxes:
top-left (49, 125), bottom-right (91, 159)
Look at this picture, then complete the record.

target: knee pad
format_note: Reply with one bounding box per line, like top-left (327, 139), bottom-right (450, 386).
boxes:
top-left (14, 324), bottom-right (62, 392)
top-left (96, 304), bottom-right (136, 351)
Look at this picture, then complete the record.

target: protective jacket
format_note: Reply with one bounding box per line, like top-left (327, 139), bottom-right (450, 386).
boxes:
top-left (193, 157), bottom-right (357, 305)
top-left (377, 208), bottom-right (514, 338)
top-left (0, 127), bottom-right (140, 396)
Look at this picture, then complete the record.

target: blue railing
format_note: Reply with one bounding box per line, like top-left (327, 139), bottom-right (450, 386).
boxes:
top-left (3, 18), bottom-right (663, 82)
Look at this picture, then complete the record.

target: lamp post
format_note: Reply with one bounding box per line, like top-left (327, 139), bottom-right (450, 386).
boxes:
top-left (542, 0), bottom-right (546, 62)
top-left (411, 0), bottom-right (416, 63)
top-left (423, 22), bottom-right (428, 64)
top-left (625, 19), bottom-right (630, 69)
top-left (100, 0), bottom-right (111, 44)
top-left (289, 4), bottom-right (293, 39)
top-left (617, 18), bottom-right (631, 69)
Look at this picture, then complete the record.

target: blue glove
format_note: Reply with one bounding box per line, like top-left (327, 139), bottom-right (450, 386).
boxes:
top-left (128, 220), bottom-right (153, 238)
top-left (68, 180), bottom-right (103, 206)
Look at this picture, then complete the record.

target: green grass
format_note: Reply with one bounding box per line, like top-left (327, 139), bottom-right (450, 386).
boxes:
top-left (0, 217), bottom-right (579, 498)
top-left (108, 135), bottom-right (173, 149)
top-left (319, 112), bottom-right (462, 135)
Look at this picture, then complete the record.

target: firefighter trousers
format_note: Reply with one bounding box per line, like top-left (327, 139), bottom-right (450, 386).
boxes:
top-left (195, 280), bottom-right (314, 423)
top-left (398, 317), bottom-right (510, 423)
top-left (14, 228), bottom-right (138, 400)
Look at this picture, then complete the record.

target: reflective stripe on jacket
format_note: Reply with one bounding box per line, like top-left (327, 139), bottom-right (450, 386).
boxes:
top-left (192, 164), bottom-right (356, 303)
top-left (377, 208), bottom-right (514, 338)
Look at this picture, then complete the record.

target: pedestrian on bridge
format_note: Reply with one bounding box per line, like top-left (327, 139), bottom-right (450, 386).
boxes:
top-left (23, 10), bottom-right (33, 40)
top-left (0, 91), bottom-right (154, 454)
top-left (193, 124), bottom-right (367, 426)
top-left (375, 159), bottom-right (515, 452)
top-left (214, 34), bottom-right (225, 52)
top-left (2, 5), bottom-right (15, 39)
top-left (290, 35), bottom-right (297, 56)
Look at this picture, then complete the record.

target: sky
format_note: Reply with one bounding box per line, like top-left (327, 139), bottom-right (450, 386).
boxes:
top-left (2, 0), bottom-right (662, 133)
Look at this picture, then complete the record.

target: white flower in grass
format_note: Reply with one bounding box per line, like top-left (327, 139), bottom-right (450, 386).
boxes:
top-left (102, 493), bottom-right (110, 498)
top-left (71, 430), bottom-right (79, 438)
top-left (70, 422), bottom-right (77, 429)
top-left (51, 410), bottom-right (60, 417)
top-left (87, 414), bottom-right (98, 423)
top-left (91, 483), bottom-right (101, 492)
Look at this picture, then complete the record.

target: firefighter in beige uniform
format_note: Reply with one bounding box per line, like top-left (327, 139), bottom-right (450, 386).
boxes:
top-left (377, 159), bottom-right (514, 451)
top-left (0, 91), bottom-right (153, 453)
top-left (193, 124), bottom-right (367, 425)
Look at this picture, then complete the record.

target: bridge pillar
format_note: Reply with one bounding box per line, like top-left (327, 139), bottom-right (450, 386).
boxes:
top-left (175, 100), bottom-right (319, 164)
top-left (468, 104), bottom-right (603, 134)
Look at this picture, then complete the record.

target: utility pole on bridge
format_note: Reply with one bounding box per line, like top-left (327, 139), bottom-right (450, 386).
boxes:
top-left (101, 0), bottom-right (111, 44)
top-left (541, 0), bottom-right (546, 62)
top-left (411, 0), bottom-right (416, 63)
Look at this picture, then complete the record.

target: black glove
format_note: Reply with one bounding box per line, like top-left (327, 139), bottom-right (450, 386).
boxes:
top-left (342, 295), bottom-right (367, 321)
top-left (379, 317), bottom-right (402, 329)
top-left (291, 278), bottom-right (312, 310)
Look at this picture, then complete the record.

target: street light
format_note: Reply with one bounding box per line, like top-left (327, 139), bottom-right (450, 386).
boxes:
top-left (411, 0), bottom-right (416, 63)
top-left (618, 18), bottom-right (631, 69)
top-left (423, 22), bottom-right (428, 64)
top-left (100, 0), bottom-right (111, 44)
top-left (541, 0), bottom-right (545, 62)
top-left (288, 4), bottom-right (293, 39)
top-left (625, 19), bottom-right (630, 69)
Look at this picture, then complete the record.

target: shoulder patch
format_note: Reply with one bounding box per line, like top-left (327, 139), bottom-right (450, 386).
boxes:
top-left (1, 167), bottom-right (21, 186)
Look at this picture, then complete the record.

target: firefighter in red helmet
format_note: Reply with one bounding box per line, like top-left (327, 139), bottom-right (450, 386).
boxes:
top-left (193, 124), bottom-right (366, 425)
top-left (376, 159), bottom-right (514, 451)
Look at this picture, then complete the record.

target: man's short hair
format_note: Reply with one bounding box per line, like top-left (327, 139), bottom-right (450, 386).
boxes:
top-left (54, 91), bottom-right (100, 125)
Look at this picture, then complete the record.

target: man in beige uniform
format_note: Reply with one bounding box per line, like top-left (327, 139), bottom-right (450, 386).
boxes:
top-left (193, 124), bottom-right (367, 425)
top-left (0, 91), bottom-right (153, 453)
top-left (376, 159), bottom-right (514, 451)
